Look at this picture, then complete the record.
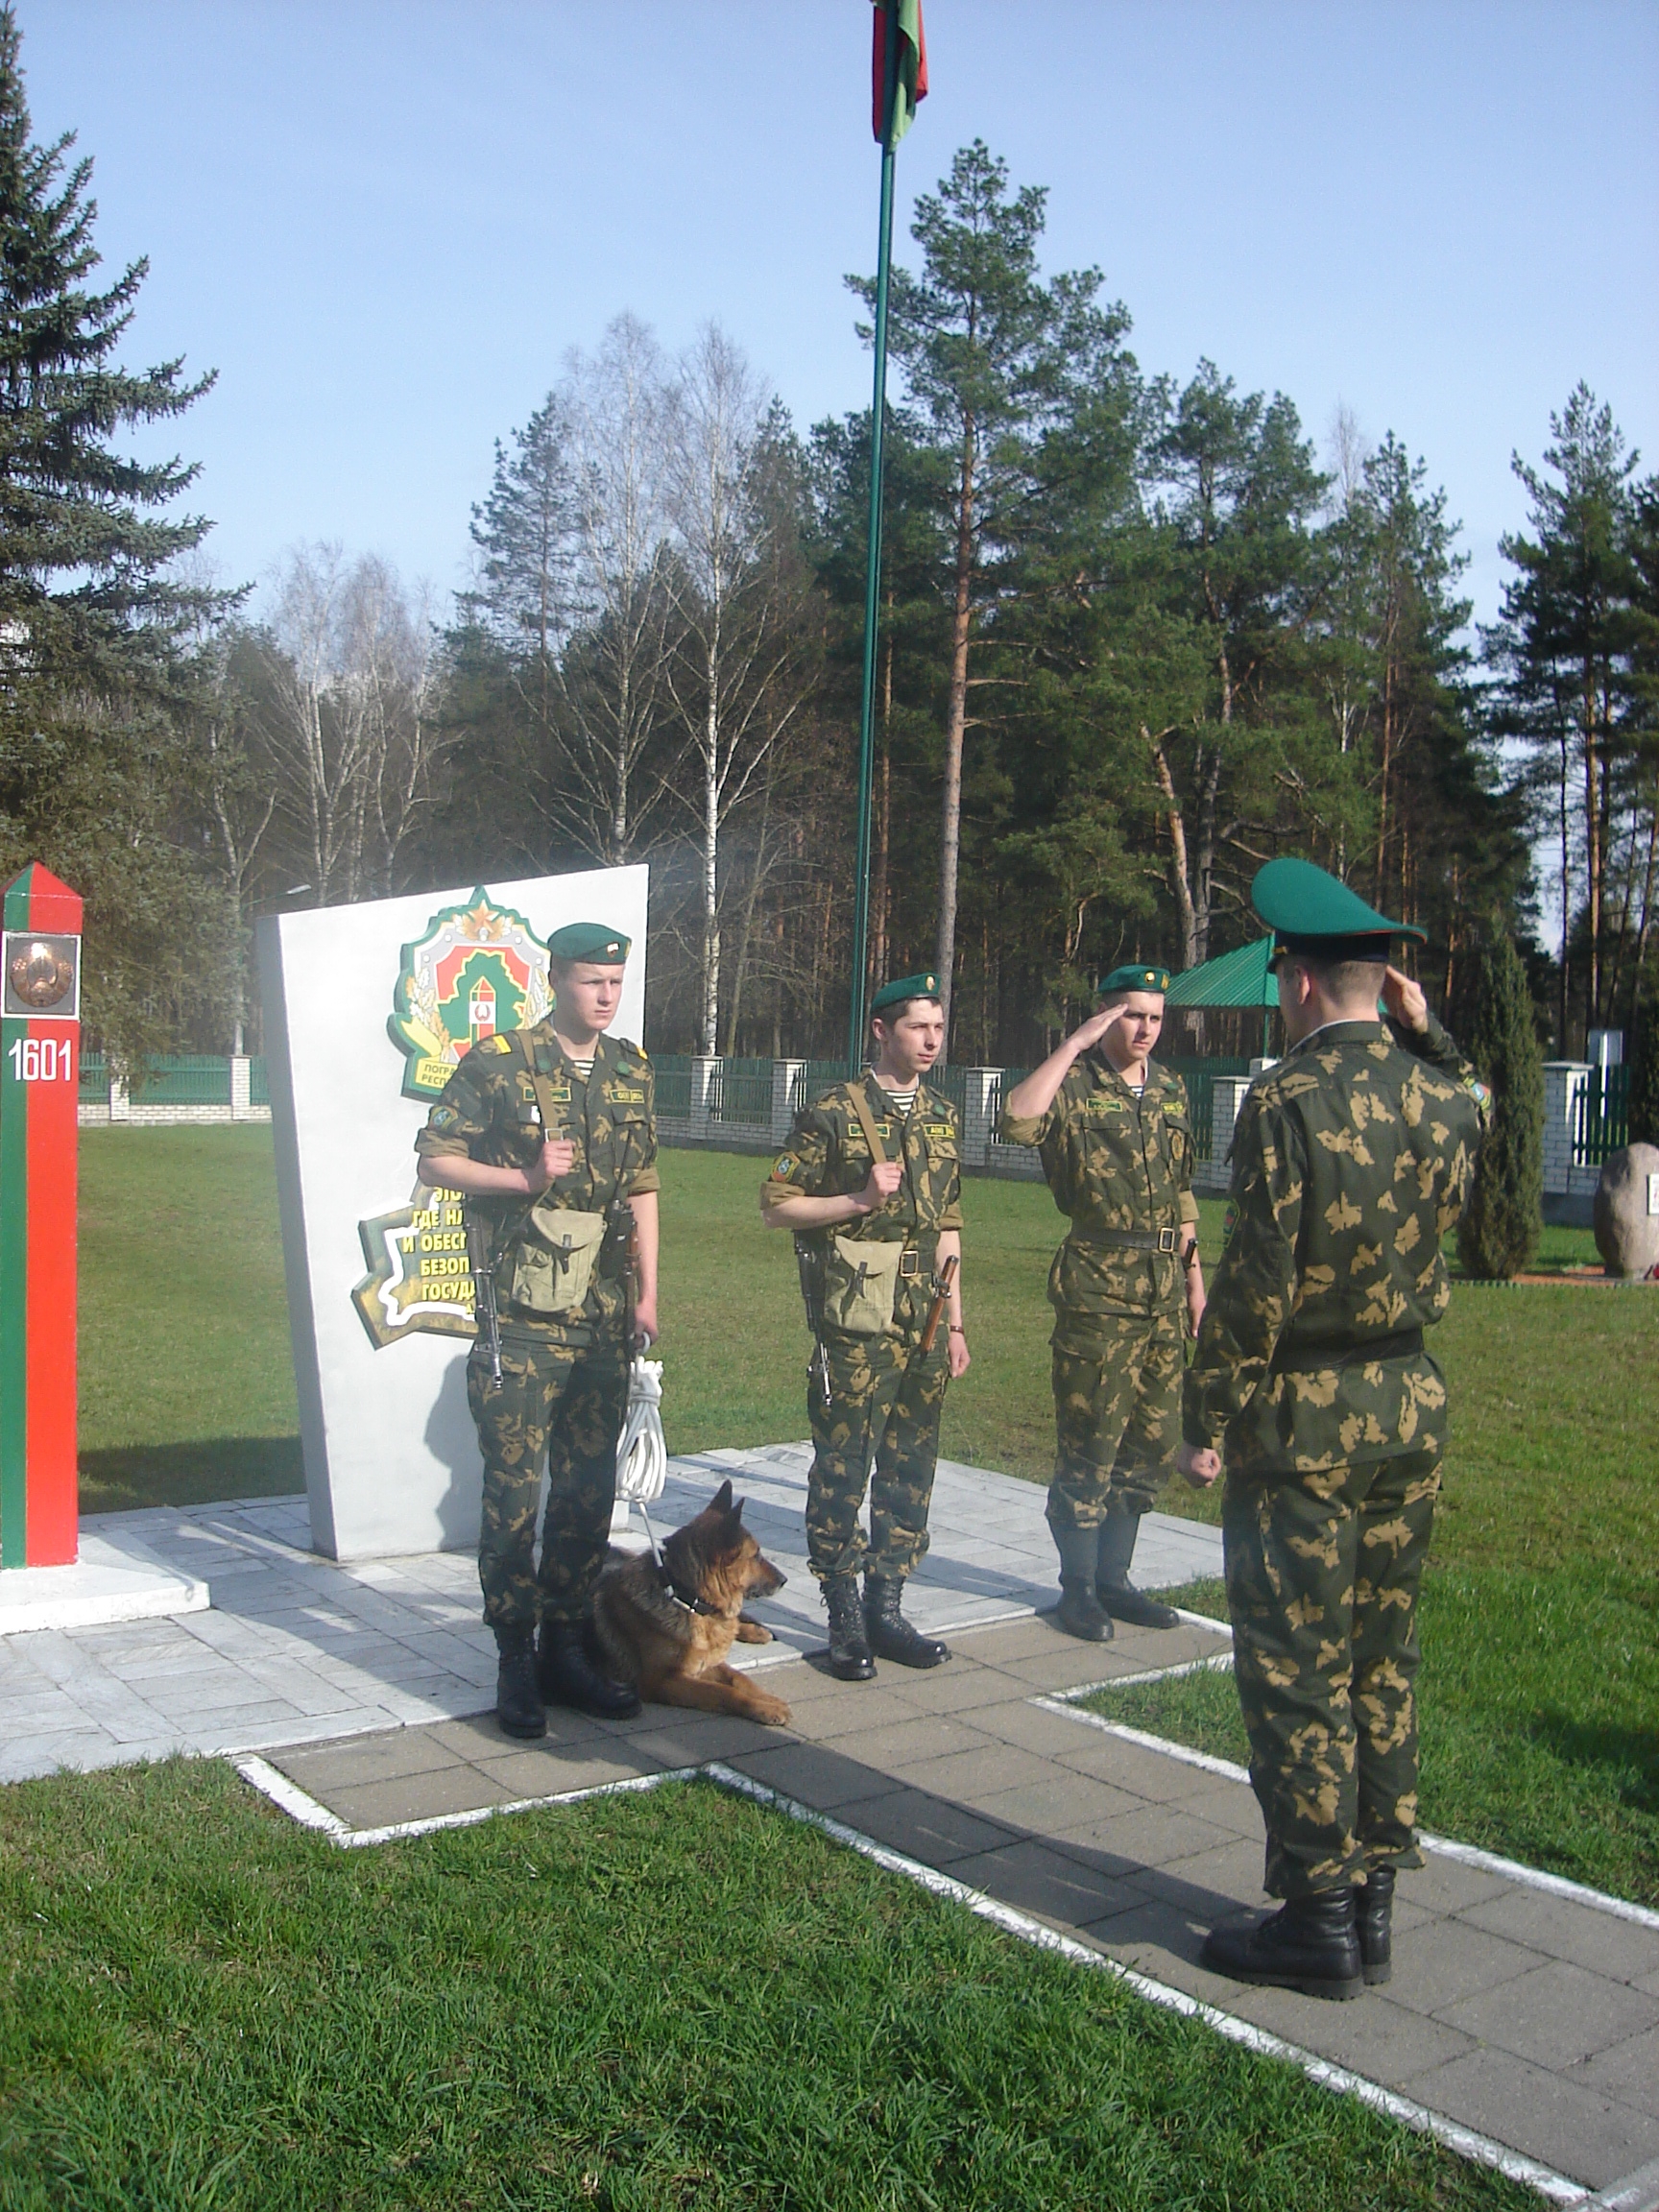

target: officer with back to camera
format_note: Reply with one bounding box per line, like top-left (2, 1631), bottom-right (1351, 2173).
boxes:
top-left (1177, 860), bottom-right (1489, 2001)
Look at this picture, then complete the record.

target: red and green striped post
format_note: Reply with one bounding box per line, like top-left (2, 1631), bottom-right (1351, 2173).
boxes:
top-left (1, 863), bottom-right (84, 1568)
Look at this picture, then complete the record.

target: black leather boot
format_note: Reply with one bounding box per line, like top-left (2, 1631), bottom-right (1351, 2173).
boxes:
top-left (823, 1575), bottom-right (875, 1680)
top-left (864, 1576), bottom-right (950, 1669)
top-left (1052, 1525), bottom-right (1114, 1642)
top-left (1201, 1889), bottom-right (1364, 2001)
top-left (1096, 1510), bottom-right (1181, 1628)
top-left (493, 1623), bottom-right (547, 1740)
top-left (1358, 1867), bottom-right (1394, 1985)
top-left (537, 1620), bottom-right (641, 1719)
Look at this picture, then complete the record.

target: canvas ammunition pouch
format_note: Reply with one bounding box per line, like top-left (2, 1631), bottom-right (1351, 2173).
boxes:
top-left (507, 1203), bottom-right (608, 1317)
top-left (822, 1235), bottom-right (905, 1335)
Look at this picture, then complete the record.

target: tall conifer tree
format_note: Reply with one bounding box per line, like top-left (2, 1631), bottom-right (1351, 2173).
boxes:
top-left (0, 3), bottom-right (231, 1060)
top-left (1456, 929), bottom-right (1545, 1281)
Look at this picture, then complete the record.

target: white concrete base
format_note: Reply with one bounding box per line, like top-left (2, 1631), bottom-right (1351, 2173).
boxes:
top-left (0, 1527), bottom-right (209, 1635)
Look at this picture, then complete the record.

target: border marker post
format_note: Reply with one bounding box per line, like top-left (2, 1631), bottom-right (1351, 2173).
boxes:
top-left (1, 862), bottom-right (84, 1568)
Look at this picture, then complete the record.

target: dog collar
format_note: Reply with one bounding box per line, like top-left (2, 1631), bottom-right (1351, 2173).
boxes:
top-left (656, 1560), bottom-right (722, 1619)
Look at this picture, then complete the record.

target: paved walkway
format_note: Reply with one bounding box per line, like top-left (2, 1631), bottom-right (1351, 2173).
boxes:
top-left (5, 1453), bottom-right (1657, 2204)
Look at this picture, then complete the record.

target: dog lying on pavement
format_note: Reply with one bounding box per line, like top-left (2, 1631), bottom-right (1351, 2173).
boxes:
top-left (591, 1479), bottom-right (793, 1727)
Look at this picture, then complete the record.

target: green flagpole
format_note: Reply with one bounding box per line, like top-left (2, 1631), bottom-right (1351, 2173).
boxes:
top-left (847, 6), bottom-right (901, 1072)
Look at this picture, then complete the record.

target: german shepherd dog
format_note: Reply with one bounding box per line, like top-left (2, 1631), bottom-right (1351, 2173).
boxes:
top-left (591, 1480), bottom-right (793, 1727)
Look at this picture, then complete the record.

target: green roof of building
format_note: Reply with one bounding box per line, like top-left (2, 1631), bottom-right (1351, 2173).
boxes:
top-left (1164, 936), bottom-right (1280, 1009)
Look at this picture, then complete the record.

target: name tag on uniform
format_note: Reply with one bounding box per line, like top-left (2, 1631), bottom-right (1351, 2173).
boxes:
top-left (545, 1080), bottom-right (571, 1104)
top-left (1086, 1095), bottom-right (1125, 1116)
top-left (608, 1083), bottom-right (646, 1105)
top-left (921, 1120), bottom-right (953, 1141)
top-left (1163, 1100), bottom-right (1187, 1120)
top-left (872, 1122), bottom-right (894, 1141)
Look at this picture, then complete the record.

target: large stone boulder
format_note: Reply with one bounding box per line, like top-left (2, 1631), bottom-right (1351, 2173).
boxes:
top-left (1593, 1142), bottom-right (1659, 1279)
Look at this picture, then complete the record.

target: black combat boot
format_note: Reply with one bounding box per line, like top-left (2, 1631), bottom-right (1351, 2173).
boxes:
top-left (537, 1620), bottom-right (641, 1720)
top-left (1201, 1889), bottom-right (1364, 2001)
top-left (1052, 1525), bottom-right (1114, 1642)
top-left (864, 1576), bottom-right (950, 1669)
top-left (493, 1623), bottom-right (547, 1740)
top-left (823, 1575), bottom-right (875, 1681)
top-left (1095, 1510), bottom-right (1182, 1629)
top-left (1358, 1866), bottom-right (1395, 1985)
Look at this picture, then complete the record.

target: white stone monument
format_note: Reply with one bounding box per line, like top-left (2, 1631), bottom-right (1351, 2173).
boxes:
top-left (257, 867), bottom-right (649, 1560)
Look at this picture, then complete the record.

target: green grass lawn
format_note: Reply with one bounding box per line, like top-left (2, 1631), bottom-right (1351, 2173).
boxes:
top-left (0, 1760), bottom-right (1536, 2212)
top-left (75, 1130), bottom-right (1659, 1905)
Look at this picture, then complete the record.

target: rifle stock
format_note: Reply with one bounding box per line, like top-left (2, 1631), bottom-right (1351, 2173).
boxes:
top-left (919, 1252), bottom-right (959, 1355)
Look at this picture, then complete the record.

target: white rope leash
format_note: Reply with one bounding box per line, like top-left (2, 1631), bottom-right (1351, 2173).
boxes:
top-left (614, 1356), bottom-right (667, 1507)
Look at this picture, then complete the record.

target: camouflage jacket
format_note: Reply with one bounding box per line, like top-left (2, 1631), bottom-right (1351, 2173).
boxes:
top-left (1184, 1014), bottom-right (1488, 1475)
top-left (764, 1073), bottom-right (964, 1240)
top-left (998, 1054), bottom-right (1198, 1323)
top-left (415, 1023), bottom-right (659, 1328)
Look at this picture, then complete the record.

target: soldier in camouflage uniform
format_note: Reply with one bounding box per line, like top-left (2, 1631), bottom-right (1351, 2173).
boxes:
top-left (1177, 859), bottom-right (1489, 2001)
top-left (999, 964), bottom-right (1207, 1642)
top-left (416, 921), bottom-right (660, 1737)
top-left (762, 974), bottom-right (971, 1680)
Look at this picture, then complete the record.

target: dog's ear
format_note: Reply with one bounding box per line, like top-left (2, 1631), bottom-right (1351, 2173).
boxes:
top-left (731, 1496), bottom-right (747, 1524)
top-left (709, 1478), bottom-right (733, 1514)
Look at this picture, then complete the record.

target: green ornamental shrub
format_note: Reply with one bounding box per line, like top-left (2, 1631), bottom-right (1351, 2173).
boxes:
top-left (1456, 927), bottom-right (1545, 1280)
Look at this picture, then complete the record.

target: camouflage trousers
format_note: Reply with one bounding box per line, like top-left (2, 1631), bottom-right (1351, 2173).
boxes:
top-left (805, 1328), bottom-right (950, 1584)
top-left (467, 1322), bottom-right (627, 1631)
top-left (1046, 1310), bottom-right (1184, 1530)
top-left (1223, 1446), bottom-right (1442, 1899)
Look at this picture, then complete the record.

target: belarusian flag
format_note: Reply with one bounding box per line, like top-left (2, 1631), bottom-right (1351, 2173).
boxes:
top-left (872, 0), bottom-right (927, 147)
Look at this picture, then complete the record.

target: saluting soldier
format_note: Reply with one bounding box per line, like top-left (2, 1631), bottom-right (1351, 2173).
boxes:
top-left (1178, 860), bottom-right (1489, 2001)
top-left (415, 923), bottom-right (660, 1738)
top-left (999, 964), bottom-right (1206, 1641)
top-left (761, 974), bottom-right (971, 1680)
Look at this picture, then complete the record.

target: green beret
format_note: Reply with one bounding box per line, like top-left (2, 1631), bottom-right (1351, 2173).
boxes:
top-left (1252, 858), bottom-right (1426, 954)
top-left (546, 922), bottom-right (632, 964)
top-left (1097, 963), bottom-right (1171, 997)
top-left (871, 971), bottom-right (942, 1017)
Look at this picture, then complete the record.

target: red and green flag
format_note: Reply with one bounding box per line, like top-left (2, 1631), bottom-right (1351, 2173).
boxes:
top-left (872, 0), bottom-right (927, 147)
top-left (1, 862), bottom-right (83, 1568)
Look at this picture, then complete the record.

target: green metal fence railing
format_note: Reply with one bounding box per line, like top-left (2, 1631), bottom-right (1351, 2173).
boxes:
top-left (711, 1056), bottom-right (773, 1126)
top-left (1574, 1062), bottom-right (1629, 1166)
top-left (653, 1054), bottom-right (692, 1119)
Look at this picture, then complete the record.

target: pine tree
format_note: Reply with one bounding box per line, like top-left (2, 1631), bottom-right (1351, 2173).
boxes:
top-left (1626, 998), bottom-right (1659, 1148)
top-left (1456, 928), bottom-right (1545, 1280)
top-left (0, 4), bottom-right (233, 1062)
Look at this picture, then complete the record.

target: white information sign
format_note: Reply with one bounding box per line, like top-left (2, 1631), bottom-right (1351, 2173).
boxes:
top-left (1648, 1172), bottom-right (1659, 1219)
top-left (257, 867), bottom-right (649, 1560)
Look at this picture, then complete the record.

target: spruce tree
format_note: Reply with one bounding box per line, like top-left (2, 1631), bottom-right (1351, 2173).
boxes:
top-left (1456, 928), bottom-right (1545, 1280)
top-left (0, 3), bottom-right (233, 1061)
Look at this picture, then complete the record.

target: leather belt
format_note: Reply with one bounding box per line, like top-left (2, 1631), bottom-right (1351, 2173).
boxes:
top-left (1075, 1226), bottom-right (1184, 1255)
top-left (1274, 1327), bottom-right (1426, 1372)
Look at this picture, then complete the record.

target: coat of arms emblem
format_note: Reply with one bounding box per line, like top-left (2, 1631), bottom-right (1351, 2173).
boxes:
top-left (386, 887), bottom-right (552, 1101)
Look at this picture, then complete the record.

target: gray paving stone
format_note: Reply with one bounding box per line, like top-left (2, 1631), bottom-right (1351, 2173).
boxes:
top-left (1163, 1779), bottom-right (1265, 1840)
top-left (1404, 2045), bottom-right (1659, 2193)
top-left (323, 1766), bottom-right (517, 1830)
top-left (888, 1741), bottom-right (1056, 1805)
top-left (831, 1786), bottom-right (1017, 1868)
top-left (967, 1697), bottom-right (1131, 1758)
top-left (1049, 1732), bottom-right (1234, 1803)
top-left (810, 1712), bottom-right (994, 1768)
top-left (276, 1729), bottom-right (466, 1793)
top-left (1377, 1915), bottom-right (1549, 2012)
top-left (1401, 1852), bottom-right (1513, 1915)
top-left (1048, 1802), bottom-right (1244, 1886)
top-left (1457, 1885), bottom-right (1659, 1984)
top-left (950, 1837), bottom-right (1144, 1926)
top-left (1434, 1957), bottom-right (1659, 2069)
top-left (1571, 2024), bottom-right (1659, 2118)
top-left (967, 1768), bottom-right (1149, 1834)
top-left (726, 1741), bottom-right (903, 1813)
top-left (469, 1744), bottom-right (668, 1800)
top-left (622, 1714), bottom-right (798, 1765)
top-left (1224, 1978), bottom-right (1479, 2084)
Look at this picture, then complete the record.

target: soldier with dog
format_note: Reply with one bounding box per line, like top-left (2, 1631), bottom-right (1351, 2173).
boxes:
top-left (998, 964), bottom-right (1206, 1642)
top-left (416, 921), bottom-right (660, 1739)
top-left (1177, 859), bottom-right (1489, 2001)
top-left (761, 974), bottom-right (971, 1681)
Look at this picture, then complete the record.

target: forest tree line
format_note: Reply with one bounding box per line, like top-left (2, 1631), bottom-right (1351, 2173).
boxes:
top-left (3, 60), bottom-right (1655, 1072)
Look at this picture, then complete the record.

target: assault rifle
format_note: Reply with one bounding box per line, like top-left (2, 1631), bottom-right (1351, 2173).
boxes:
top-left (466, 1215), bottom-right (504, 1384)
top-left (794, 1234), bottom-right (832, 1410)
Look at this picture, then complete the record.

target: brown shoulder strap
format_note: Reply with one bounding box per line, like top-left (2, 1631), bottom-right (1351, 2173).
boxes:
top-left (847, 1074), bottom-right (887, 1166)
top-left (510, 1028), bottom-right (565, 1139)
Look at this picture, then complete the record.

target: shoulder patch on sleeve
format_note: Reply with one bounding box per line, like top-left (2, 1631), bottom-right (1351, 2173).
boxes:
top-left (429, 1104), bottom-right (460, 1132)
top-left (771, 1152), bottom-right (801, 1181)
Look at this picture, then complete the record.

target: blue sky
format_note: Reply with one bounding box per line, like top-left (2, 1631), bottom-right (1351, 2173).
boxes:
top-left (23, 0), bottom-right (1659, 636)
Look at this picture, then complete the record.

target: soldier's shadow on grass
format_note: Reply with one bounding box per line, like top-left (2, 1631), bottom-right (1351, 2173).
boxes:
top-left (1528, 1712), bottom-right (1659, 1815)
top-left (80, 1437), bottom-right (304, 1516)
